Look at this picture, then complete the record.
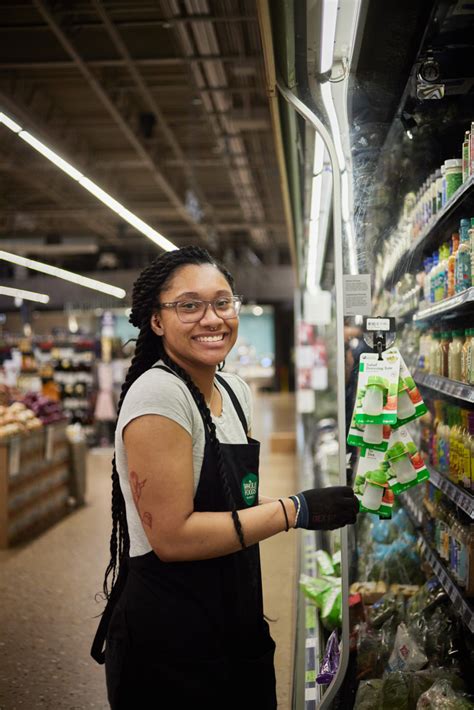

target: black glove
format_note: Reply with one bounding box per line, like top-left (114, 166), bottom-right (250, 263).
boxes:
top-left (290, 486), bottom-right (359, 530)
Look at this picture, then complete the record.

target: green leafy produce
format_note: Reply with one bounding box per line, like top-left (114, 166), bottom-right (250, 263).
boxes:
top-left (354, 679), bottom-right (383, 709)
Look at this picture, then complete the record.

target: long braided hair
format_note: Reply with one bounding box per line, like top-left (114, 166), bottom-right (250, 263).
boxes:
top-left (102, 245), bottom-right (246, 600)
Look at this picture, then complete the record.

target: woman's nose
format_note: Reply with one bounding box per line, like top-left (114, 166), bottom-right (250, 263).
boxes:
top-left (200, 302), bottom-right (223, 324)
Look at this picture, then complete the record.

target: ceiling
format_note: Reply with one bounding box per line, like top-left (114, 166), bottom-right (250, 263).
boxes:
top-left (0, 0), bottom-right (292, 308)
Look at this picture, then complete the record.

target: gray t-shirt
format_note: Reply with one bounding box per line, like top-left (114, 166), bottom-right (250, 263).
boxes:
top-left (115, 362), bottom-right (252, 557)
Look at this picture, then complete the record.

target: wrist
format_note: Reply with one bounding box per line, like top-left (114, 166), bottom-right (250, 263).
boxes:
top-left (285, 497), bottom-right (298, 528)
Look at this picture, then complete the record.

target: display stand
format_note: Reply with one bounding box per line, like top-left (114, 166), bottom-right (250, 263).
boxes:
top-left (0, 423), bottom-right (73, 547)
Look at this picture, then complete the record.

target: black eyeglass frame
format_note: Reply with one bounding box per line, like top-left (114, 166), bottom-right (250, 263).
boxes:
top-left (157, 295), bottom-right (244, 322)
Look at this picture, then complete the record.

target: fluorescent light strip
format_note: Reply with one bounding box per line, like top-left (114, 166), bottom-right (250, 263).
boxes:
top-left (320, 83), bottom-right (346, 172)
top-left (0, 250), bottom-right (126, 299)
top-left (0, 111), bottom-right (178, 255)
top-left (0, 285), bottom-right (50, 304)
top-left (313, 132), bottom-right (325, 175)
top-left (20, 131), bottom-right (83, 181)
top-left (320, 0), bottom-right (338, 74)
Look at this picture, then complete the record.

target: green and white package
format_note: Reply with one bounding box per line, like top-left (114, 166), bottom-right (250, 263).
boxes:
top-left (354, 349), bottom-right (401, 426)
top-left (392, 354), bottom-right (428, 429)
top-left (383, 427), bottom-right (429, 495)
top-left (354, 448), bottom-right (395, 516)
top-left (347, 410), bottom-right (392, 452)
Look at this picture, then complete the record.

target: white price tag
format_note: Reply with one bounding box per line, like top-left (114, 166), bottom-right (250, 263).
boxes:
top-left (366, 317), bottom-right (391, 331)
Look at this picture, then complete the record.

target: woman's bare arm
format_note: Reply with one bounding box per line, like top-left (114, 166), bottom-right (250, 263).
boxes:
top-left (124, 414), bottom-right (296, 562)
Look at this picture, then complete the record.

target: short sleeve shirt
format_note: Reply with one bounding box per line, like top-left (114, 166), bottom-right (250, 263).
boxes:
top-left (115, 362), bottom-right (252, 557)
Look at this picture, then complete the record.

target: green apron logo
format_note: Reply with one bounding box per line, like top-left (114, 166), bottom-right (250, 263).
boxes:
top-left (241, 473), bottom-right (258, 506)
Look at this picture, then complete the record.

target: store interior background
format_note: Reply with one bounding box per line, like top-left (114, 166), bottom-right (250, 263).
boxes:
top-left (1, 0), bottom-right (474, 708)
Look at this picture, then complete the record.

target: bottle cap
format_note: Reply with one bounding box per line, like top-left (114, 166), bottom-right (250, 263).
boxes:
top-left (365, 469), bottom-right (388, 486)
top-left (460, 218), bottom-right (470, 227)
top-left (397, 379), bottom-right (408, 393)
top-left (453, 329), bottom-right (464, 337)
top-left (441, 332), bottom-right (451, 339)
top-left (366, 375), bottom-right (387, 390)
top-left (386, 442), bottom-right (408, 460)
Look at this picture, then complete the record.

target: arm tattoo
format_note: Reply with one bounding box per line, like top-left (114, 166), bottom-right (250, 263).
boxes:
top-left (130, 470), bottom-right (153, 529)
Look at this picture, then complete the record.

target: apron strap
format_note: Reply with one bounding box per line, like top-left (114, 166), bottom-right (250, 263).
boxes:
top-left (90, 561), bottom-right (128, 665)
top-left (215, 374), bottom-right (248, 436)
top-left (153, 365), bottom-right (249, 436)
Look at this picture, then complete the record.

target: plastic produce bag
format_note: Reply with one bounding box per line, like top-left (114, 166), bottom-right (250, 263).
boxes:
top-left (416, 679), bottom-right (474, 709)
top-left (380, 671), bottom-right (411, 710)
top-left (299, 574), bottom-right (342, 631)
top-left (388, 622), bottom-right (428, 672)
top-left (316, 630), bottom-right (340, 684)
top-left (353, 679), bottom-right (383, 709)
top-left (314, 549), bottom-right (335, 576)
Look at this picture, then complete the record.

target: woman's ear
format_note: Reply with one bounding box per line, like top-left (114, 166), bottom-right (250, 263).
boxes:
top-left (150, 313), bottom-right (164, 336)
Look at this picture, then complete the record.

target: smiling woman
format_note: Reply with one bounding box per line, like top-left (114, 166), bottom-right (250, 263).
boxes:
top-left (90, 245), bottom-right (358, 710)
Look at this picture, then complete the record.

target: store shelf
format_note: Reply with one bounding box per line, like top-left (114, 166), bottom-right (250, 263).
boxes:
top-left (418, 534), bottom-right (474, 634)
top-left (382, 175), bottom-right (474, 291)
top-left (301, 531), bottom-right (324, 709)
top-left (426, 463), bottom-right (474, 518)
top-left (414, 370), bottom-right (474, 404)
top-left (399, 491), bottom-right (423, 528)
top-left (413, 287), bottom-right (474, 321)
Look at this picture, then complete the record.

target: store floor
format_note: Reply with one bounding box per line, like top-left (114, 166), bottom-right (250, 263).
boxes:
top-left (0, 392), bottom-right (297, 710)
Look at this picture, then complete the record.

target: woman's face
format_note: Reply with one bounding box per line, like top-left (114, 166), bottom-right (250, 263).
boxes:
top-left (151, 263), bottom-right (239, 370)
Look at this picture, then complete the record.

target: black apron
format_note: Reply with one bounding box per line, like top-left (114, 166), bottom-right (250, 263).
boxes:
top-left (91, 367), bottom-right (277, 710)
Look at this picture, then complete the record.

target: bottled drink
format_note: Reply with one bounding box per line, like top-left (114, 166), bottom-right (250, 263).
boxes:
top-left (455, 218), bottom-right (472, 293)
top-left (447, 233), bottom-right (459, 298)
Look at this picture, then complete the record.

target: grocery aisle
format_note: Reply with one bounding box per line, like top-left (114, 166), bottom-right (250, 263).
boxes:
top-left (0, 392), bottom-right (296, 710)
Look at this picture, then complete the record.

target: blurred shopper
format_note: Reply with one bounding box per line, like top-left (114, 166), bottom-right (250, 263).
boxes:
top-left (91, 246), bottom-right (359, 709)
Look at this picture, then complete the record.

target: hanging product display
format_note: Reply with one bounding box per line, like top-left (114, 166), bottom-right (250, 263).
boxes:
top-left (349, 345), bottom-right (429, 515)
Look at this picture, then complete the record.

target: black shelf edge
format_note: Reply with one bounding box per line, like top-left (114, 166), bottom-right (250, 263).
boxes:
top-left (418, 534), bottom-right (474, 634)
top-left (414, 370), bottom-right (474, 404)
top-left (380, 176), bottom-right (474, 292)
top-left (426, 463), bottom-right (474, 519)
top-left (413, 287), bottom-right (474, 321)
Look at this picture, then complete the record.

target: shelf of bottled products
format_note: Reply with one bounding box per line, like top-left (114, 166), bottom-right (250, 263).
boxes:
top-left (418, 534), bottom-right (474, 634)
top-left (381, 176), bottom-right (474, 293)
top-left (414, 369), bottom-right (474, 404)
top-left (413, 286), bottom-right (474, 322)
top-left (399, 493), bottom-right (474, 633)
top-left (426, 463), bottom-right (474, 519)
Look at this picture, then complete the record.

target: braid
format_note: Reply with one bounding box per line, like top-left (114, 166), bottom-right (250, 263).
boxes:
top-left (161, 354), bottom-right (247, 550)
top-left (101, 245), bottom-right (237, 600)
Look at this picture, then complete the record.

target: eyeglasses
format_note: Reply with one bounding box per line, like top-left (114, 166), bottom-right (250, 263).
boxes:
top-left (157, 295), bottom-right (243, 323)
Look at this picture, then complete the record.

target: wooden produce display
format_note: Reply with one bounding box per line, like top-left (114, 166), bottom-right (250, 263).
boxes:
top-left (0, 422), bottom-right (72, 547)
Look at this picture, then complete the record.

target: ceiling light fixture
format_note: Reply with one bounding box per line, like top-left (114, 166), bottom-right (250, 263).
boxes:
top-left (0, 250), bottom-right (126, 299)
top-left (0, 285), bottom-right (50, 304)
top-left (0, 111), bottom-right (178, 253)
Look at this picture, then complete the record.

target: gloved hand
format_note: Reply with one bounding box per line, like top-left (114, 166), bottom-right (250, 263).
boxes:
top-left (290, 486), bottom-right (359, 530)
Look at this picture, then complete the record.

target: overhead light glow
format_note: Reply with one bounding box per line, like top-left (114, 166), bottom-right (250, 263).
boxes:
top-left (0, 112), bottom-right (21, 133)
top-left (0, 250), bottom-right (126, 299)
top-left (320, 0), bottom-right (338, 74)
top-left (19, 131), bottom-right (83, 181)
top-left (0, 285), bottom-right (50, 304)
top-left (252, 305), bottom-right (264, 316)
top-left (0, 110), bottom-right (178, 254)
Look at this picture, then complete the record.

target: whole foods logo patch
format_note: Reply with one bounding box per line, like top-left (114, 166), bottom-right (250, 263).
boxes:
top-left (241, 473), bottom-right (258, 506)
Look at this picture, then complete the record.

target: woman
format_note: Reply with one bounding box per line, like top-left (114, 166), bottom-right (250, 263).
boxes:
top-left (91, 246), bottom-right (358, 709)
